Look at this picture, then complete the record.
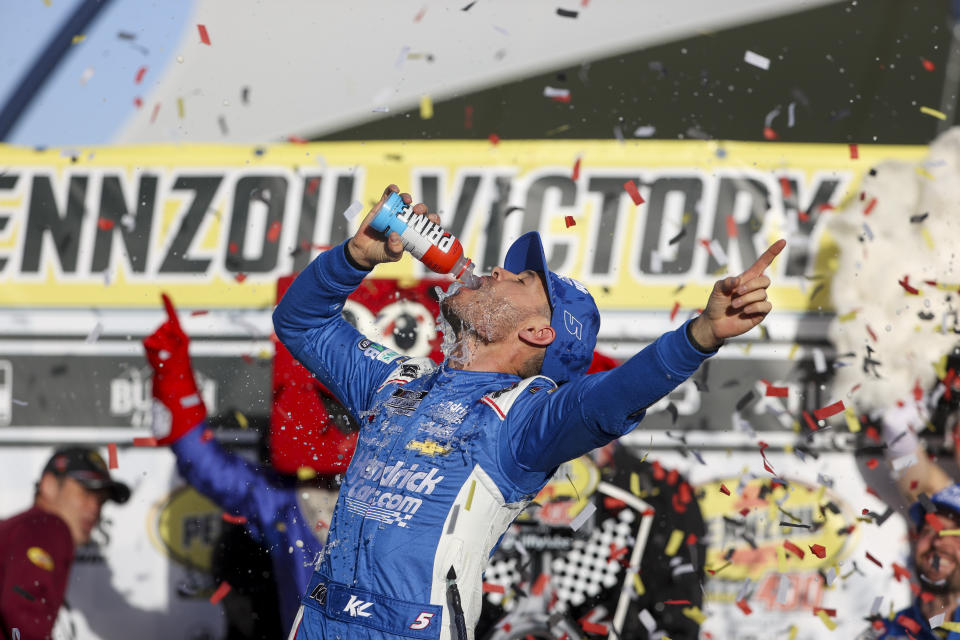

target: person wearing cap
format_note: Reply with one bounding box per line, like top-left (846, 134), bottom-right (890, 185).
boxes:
top-left (0, 447), bottom-right (130, 640)
top-left (273, 185), bottom-right (784, 640)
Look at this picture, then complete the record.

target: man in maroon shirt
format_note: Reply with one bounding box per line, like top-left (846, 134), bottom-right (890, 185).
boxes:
top-left (0, 447), bottom-right (130, 640)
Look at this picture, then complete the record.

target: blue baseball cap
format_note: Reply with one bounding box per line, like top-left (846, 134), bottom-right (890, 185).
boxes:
top-left (504, 232), bottom-right (600, 384)
top-left (909, 483), bottom-right (960, 528)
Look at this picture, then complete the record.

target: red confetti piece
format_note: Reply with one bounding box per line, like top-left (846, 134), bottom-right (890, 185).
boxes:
top-left (200, 429), bottom-right (215, 442)
top-left (809, 544), bottom-right (826, 559)
top-left (531, 573), bottom-right (549, 596)
top-left (922, 58), bottom-right (936, 72)
top-left (898, 275), bottom-right (920, 295)
top-left (765, 385), bottom-right (788, 397)
top-left (623, 180), bottom-right (644, 205)
top-left (925, 512), bottom-right (945, 532)
top-left (132, 436), bottom-right (157, 447)
top-left (133, 96), bottom-right (143, 108)
top-left (190, 310), bottom-right (209, 316)
top-left (720, 484), bottom-right (731, 496)
top-left (550, 93), bottom-right (571, 104)
top-left (783, 540), bottom-right (805, 559)
top-left (670, 301), bottom-right (681, 322)
top-left (685, 533), bottom-right (698, 546)
top-left (864, 197), bottom-right (878, 215)
top-left (664, 599), bottom-right (692, 605)
top-left (763, 127), bottom-right (778, 140)
top-left (488, 133), bottom-right (500, 145)
top-left (287, 135), bottom-right (308, 144)
top-left (920, 591), bottom-right (935, 603)
top-left (814, 607), bottom-right (837, 617)
top-left (97, 217), bottom-right (115, 230)
top-left (849, 143), bottom-right (859, 160)
top-left (813, 401), bottom-right (845, 421)
top-left (107, 443), bottom-right (118, 469)
top-left (482, 582), bottom-right (505, 594)
top-left (608, 543), bottom-right (629, 563)
top-left (865, 425), bottom-right (881, 442)
top-left (897, 614), bottom-right (922, 634)
top-left (266, 220), bottom-right (282, 243)
top-left (209, 581), bottom-right (231, 604)
top-left (802, 410), bottom-right (819, 431)
top-left (306, 177), bottom-right (321, 195)
top-left (135, 66), bottom-right (147, 84)
top-left (865, 551), bottom-right (883, 568)
top-left (798, 209), bottom-right (810, 223)
top-left (866, 458), bottom-right (879, 470)
top-left (779, 177), bottom-right (793, 198)
top-left (866, 324), bottom-right (878, 342)
top-left (726, 214), bottom-right (738, 238)
top-left (197, 24), bottom-right (211, 46)
top-left (736, 599), bottom-right (753, 615)
top-left (580, 621), bottom-right (608, 635)
top-left (150, 102), bottom-right (161, 123)
top-left (571, 156), bottom-right (582, 181)
top-left (234, 273), bottom-right (247, 283)
top-left (464, 105), bottom-right (474, 129)
top-left (564, 215), bottom-right (576, 228)
top-left (222, 513), bottom-right (247, 525)
top-left (865, 487), bottom-right (881, 499)
top-left (413, 5), bottom-right (427, 21)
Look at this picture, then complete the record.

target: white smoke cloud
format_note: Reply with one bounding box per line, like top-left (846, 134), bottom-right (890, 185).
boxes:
top-left (827, 128), bottom-right (960, 411)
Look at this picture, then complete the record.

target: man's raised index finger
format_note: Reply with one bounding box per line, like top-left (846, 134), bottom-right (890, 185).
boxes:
top-left (161, 292), bottom-right (181, 328)
top-left (743, 239), bottom-right (786, 280)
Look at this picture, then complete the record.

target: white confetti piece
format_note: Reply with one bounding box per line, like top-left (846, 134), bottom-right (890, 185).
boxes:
top-left (12, 399), bottom-right (27, 406)
top-left (613, 125), bottom-right (624, 143)
top-left (870, 596), bottom-right (883, 616)
top-left (634, 125), bottom-right (656, 137)
top-left (825, 566), bottom-right (837, 586)
top-left (892, 453), bottom-right (918, 471)
top-left (371, 106), bottom-right (390, 113)
top-left (638, 609), bottom-right (657, 634)
top-left (569, 501), bottom-right (596, 531)
top-left (80, 67), bottom-right (94, 85)
top-left (395, 45), bottom-right (410, 69)
top-left (812, 347), bottom-right (827, 373)
top-left (120, 214), bottom-right (136, 231)
top-left (787, 101), bottom-right (797, 128)
top-left (543, 86), bottom-right (570, 99)
top-left (85, 322), bottom-right (103, 343)
top-left (708, 239), bottom-right (728, 267)
top-left (776, 575), bottom-right (790, 604)
top-left (930, 613), bottom-right (946, 629)
top-left (736, 578), bottom-right (752, 602)
top-left (817, 473), bottom-right (834, 488)
top-left (744, 50), bottom-right (770, 70)
top-left (342, 200), bottom-right (364, 221)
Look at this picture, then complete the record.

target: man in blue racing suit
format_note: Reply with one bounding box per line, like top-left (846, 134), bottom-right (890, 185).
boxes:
top-left (274, 185), bottom-right (785, 640)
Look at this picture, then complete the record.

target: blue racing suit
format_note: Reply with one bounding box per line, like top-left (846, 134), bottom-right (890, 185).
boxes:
top-left (273, 243), bottom-right (714, 640)
top-left (868, 599), bottom-right (960, 639)
top-left (171, 424), bottom-right (323, 632)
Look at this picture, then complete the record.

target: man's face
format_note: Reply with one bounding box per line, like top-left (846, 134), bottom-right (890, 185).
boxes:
top-left (915, 510), bottom-right (960, 592)
top-left (44, 475), bottom-right (108, 546)
top-left (441, 267), bottom-right (551, 343)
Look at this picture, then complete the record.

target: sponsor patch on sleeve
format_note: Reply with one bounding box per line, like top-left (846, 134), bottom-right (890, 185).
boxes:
top-left (358, 340), bottom-right (406, 364)
top-left (27, 546), bottom-right (55, 571)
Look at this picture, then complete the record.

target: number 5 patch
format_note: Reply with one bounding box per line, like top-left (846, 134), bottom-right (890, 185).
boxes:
top-left (409, 611), bottom-right (435, 630)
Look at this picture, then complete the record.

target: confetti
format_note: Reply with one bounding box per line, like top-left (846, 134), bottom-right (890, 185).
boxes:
top-left (482, 582), bottom-right (505, 594)
top-left (72, 34), bottom-right (86, 45)
top-left (209, 581), bottom-right (231, 604)
top-left (813, 400), bottom-right (844, 420)
top-left (926, 512), bottom-right (946, 532)
top-left (744, 50), bottom-right (770, 70)
top-left (342, 200), bottom-right (364, 222)
top-left (809, 544), bottom-right (826, 559)
top-left (634, 125), bottom-right (656, 137)
top-left (898, 275), bottom-right (920, 295)
top-left (488, 133), bottom-right (500, 145)
top-left (816, 610), bottom-right (837, 630)
top-left (150, 102), bottom-right (161, 123)
top-left (133, 437), bottom-right (158, 447)
top-left (234, 411), bottom-right (248, 429)
top-left (234, 273), bottom-right (247, 283)
top-left (97, 217), bottom-right (115, 230)
top-left (177, 97), bottom-right (185, 119)
top-left (544, 86), bottom-right (571, 102)
top-left (222, 513), bottom-right (247, 524)
top-left (765, 385), bottom-right (788, 397)
top-left (665, 529), bottom-right (684, 556)
top-left (266, 220), bottom-right (282, 243)
top-left (920, 106), bottom-right (947, 120)
top-left (623, 180), bottom-right (644, 205)
top-left (569, 501), bottom-right (596, 531)
top-left (763, 127), bottom-right (779, 140)
top-left (719, 484), bottom-right (731, 496)
top-left (531, 573), bottom-right (549, 595)
top-left (556, 8), bottom-right (579, 18)
top-left (849, 144), bottom-right (859, 159)
top-left (297, 467), bottom-right (317, 481)
top-left (682, 606), bottom-right (706, 624)
top-left (844, 407), bottom-right (861, 433)
top-left (863, 197), bottom-right (877, 215)
top-left (726, 214), bottom-right (738, 238)
top-left (419, 95), bottom-right (433, 119)
top-left (85, 322), bottom-right (103, 344)
top-left (135, 66), bottom-right (147, 84)
top-left (564, 215), bottom-right (576, 228)
top-left (930, 613), bottom-right (946, 629)
top-left (943, 621), bottom-right (960, 632)
top-left (107, 443), bottom-right (118, 469)
top-left (939, 529), bottom-right (960, 536)
top-left (670, 301), bottom-right (681, 322)
top-left (197, 24), bottom-right (211, 45)
top-left (571, 155), bottom-right (581, 181)
top-left (783, 540), bottom-right (805, 559)
top-left (462, 1), bottom-right (477, 10)
top-left (865, 551), bottom-right (883, 568)
top-left (736, 599), bottom-right (752, 615)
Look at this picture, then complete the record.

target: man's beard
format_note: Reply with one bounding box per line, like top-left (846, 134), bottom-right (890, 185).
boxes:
top-left (439, 281), bottom-right (528, 345)
top-left (917, 551), bottom-right (960, 594)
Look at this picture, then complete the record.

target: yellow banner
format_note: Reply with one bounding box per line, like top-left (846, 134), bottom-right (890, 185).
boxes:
top-left (0, 140), bottom-right (926, 310)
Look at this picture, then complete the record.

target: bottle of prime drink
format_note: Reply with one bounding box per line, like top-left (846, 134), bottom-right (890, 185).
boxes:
top-left (370, 192), bottom-right (481, 288)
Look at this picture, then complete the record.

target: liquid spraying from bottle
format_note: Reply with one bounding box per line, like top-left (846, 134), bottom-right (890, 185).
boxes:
top-left (369, 192), bottom-right (481, 289)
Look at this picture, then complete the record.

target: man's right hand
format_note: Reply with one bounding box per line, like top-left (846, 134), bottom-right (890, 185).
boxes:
top-left (346, 184), bottom-right (432, 269)
top-left (143, 293), bottom-right (207, 445)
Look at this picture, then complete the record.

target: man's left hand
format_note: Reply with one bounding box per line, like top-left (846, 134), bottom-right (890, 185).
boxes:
top-left (690, 239), bottom-right (786, 350)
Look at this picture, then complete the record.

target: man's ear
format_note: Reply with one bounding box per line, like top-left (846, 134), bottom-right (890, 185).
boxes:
top-left (519, 321), bottom-right (555, 347)
top-left (38, 473), bottom-right (60, 501)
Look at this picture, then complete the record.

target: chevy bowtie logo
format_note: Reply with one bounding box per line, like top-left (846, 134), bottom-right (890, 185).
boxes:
top-left (405, 439), bottom-right (451, 456)
top-left (343, 595), bottom-right (374, 618)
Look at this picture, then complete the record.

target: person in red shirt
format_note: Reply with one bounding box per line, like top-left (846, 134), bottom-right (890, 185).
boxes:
top-left (0, 447), bottom-right (130, 640)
